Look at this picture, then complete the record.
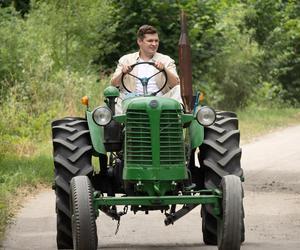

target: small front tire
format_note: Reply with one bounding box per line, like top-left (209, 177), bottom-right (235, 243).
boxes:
top-left (70, 176), bottom-right (98, 250)
top-left (218, 175), bottom-right (242, 250)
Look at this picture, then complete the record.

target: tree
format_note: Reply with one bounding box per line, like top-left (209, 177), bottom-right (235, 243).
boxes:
top-left (0, 0), bottom-right (30, 16)
top-left (95, 0), bottom-right (181, 72)
top-left (245, 0), bottom-right (300, 105)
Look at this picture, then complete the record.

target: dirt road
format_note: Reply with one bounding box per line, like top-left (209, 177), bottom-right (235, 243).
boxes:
top-left (2, 125), bottom-right (300, 250)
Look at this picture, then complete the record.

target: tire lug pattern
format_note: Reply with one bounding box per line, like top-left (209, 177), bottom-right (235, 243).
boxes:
top-left (51, 117), bottom-right (94, 249)
top-left (198, 111), bottom-right (245, 245)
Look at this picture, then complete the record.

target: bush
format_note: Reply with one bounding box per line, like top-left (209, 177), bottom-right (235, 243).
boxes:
top-left (245, 0), bottom-right (300, 106)
top-left (0, 0), bottom-right (113, 97)
top-left (267, 17), bottom-right (300, 105)
top-left (0, 0), bottom-right (111, 156)
top-left (198, 4), bottom-right (262, 110)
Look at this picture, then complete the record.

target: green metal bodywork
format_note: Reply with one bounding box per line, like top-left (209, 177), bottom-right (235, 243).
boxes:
top-left (93, 189), bottom-right (222, 218)
top-left (189, 119), bottom-right (204, 149)
top-left (86, 95), bottom-right (204, 155)
top-left (103, 85), bottom-right (120, 98)
top-left (86, 86), bottom-right (206, 198)
top-left (85, 85), bottom-right (120, 155)
top-left (86, 111), bottom-right (106, 155)
top-left (121, 96), bottom-right (187, 196)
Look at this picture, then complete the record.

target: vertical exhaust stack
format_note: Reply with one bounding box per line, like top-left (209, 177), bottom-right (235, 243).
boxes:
top-left (178, 11), bottom-right (193, 113)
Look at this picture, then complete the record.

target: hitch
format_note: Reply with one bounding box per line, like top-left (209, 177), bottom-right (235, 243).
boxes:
top-left (101, 205), bottom-right (128, 221)
top-left (164, 204), bottom-right (198, 225)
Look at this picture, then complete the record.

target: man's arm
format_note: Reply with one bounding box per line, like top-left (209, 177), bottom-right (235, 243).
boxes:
top-left (165, 67), bottom-right (179, 88)
top-left (110, 54), bottom-right (133, 87)
top-left (154, 61), bottom-right (179, 88)
top-left (111, 64), bottom-right (132, 87)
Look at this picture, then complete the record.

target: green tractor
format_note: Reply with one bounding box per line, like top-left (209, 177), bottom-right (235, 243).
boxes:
top-left (51, 14), bottom-right (244, 250)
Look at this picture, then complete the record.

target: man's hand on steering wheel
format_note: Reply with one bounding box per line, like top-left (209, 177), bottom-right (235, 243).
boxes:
top-left (121, 64), bottom-right (133, 74)
top-left (153, 61), bottom-right (164, 71)
top-left (121, 62), bottom-right (164, 73)
top-left (121, 61), bottom-right (168, 96)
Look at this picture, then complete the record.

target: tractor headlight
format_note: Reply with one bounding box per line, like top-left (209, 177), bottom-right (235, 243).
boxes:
top-left (92, 106), bottom-right (112, 126)
top-left (196, 106), bottom-right (216, 126)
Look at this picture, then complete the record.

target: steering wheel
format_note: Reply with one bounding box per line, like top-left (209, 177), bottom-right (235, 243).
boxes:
top-left (121, 62), bottom-right (168, 96)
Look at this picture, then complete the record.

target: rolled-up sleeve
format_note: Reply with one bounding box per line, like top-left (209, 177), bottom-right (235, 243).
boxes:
top-left (166, 58), bottom-right (179, 79)
top-left (110, 56), bottom-right (126, 84)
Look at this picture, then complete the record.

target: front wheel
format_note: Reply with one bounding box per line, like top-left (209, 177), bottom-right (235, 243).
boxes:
top-left (70, 176), bottom-right (98, 250)
top-left (218, 175), bottom-right (242, 250)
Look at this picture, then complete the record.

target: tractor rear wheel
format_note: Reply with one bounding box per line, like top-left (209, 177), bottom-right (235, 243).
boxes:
top-left (201, 205), bottom-right (217, 245)
top-left (52, 117), bottom-right (94, 249)
top-left (199, 111), bottom-right (244, 245)
top-left (70, 176), bottom-right (98, 250)
top-left (218, 175), bottom-right (242, 250)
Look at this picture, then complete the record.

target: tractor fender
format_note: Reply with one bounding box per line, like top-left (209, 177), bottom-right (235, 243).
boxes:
top-left (189, 119), bottom-right (204, 149)
top-left (86, 110), bottom-right (106, 155)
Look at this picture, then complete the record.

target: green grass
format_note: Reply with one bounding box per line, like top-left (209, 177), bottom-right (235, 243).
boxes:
top-left (238, 107), bottom-right (300, 143)
top-left (0, 154), bottom-right (53, 239)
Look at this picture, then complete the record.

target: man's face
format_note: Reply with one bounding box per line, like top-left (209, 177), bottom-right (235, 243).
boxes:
top-left (137, 33), bottom-right (159, 56)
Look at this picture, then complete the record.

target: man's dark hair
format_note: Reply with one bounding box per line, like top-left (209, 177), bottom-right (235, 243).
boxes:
top-left (137, 25), bottom-right (158, 40)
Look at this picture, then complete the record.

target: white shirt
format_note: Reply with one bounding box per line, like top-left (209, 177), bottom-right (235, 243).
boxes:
top-left (135, 59), bottom-right (161, 95)
top-left (111, 51), bottom-right (179, 94)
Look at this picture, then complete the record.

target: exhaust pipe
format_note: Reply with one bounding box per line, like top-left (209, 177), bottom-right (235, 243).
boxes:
top-left (178, 10), bottom-right (193, 113)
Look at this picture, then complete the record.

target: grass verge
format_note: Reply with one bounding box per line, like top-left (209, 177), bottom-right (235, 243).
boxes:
top-left (0, 154), bottom-right (53, 240)
top-left (238, 107), bottom-right (300, 143)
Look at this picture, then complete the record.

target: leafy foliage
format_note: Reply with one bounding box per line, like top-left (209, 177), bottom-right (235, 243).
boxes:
top-left (245, 0), bottom-right (300, 105)
top-left (196, 3), bottom-right (262, 109)
top-left (0, 0), bottom-right (299, 157)
top-left (96, 0), bottom-right (181, 72)
top-left (0, 0), bottom-right (111, 155)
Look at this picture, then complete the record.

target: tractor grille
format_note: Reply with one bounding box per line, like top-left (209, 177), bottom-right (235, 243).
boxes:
top-left (126, 109), bottom-right (152, 165)
top-left (126, 109), bottom-right (184, 166)
top-left (160, 110), bottom-right (184, 165)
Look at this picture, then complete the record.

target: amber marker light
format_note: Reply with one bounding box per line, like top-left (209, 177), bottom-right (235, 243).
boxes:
top-left (199, 92), bottom-right (205, 102)
top-left (81, 96), bottom-right (89, 106)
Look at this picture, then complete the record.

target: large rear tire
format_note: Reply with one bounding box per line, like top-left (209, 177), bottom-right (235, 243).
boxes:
top-left (70, 176), bottom-right (98, 250)
top-left (218, 175), bottom-right (242, 250)
top-left (201, 205), bottom-right (217, 245)
top-left (52, 117), bottom-right (94, 249)
top-left (199, 111), bottom-right (244, 245)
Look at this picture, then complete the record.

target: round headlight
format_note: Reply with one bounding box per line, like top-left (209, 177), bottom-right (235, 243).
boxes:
top-left (196, 106), bottom-right (216, 126)
top-left (92, 106), bottom-right (112, 126)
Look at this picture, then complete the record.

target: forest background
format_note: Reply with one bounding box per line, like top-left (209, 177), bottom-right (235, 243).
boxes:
top-left (0, 0), bottom-right (299, 237)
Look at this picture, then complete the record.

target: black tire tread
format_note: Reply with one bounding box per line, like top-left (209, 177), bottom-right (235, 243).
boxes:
top-left (201, 206), bottom-right (217, 245)
top-left (52, 117), bottom-right (94, 249)
top-left (71, 176), bottom-right (97, 250)
top-left (199, 111), bottom-right (243, 187)
top-left (218, 175), bottom-right (242, 250)
top-left (199, 111), bottom-right (244, 245)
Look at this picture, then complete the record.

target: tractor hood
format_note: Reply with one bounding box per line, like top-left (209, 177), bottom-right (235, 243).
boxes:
top-left (122, 96), bottom-right (182, 113)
